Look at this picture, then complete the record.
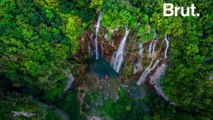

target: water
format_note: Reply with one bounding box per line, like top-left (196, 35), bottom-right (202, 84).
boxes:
top-left (137, 31), bottom-right (159, 86)
top-left (94, 12), bottom-right (102, 60)
top-left (152, 40), bottom-right (157, 55)
top-left (111, 27), bottom-right (130, 73)
top-left (136, 59), bottom-right (154, 86)
top-left (149, 63), bottom-right (169, 101)
top-left (148, 41), bottom-right (153, 57)
top-left (133, 43), bottom-right (144, 74)
top-left (164, 34), bottom-right (169, 59)
top-left (64, 73), bottom-right (74, 92)
top-left (148, 30), bottom-right (157, 57)
top-left (136, 54), bottom-right (160, 86)
top-left (89, 57), bottom-right (118, 78)
top-left (88, 57), bottom-right (120, 100)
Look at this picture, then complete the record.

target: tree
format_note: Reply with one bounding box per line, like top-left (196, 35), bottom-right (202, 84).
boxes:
top-left (0, 0), bottom-right (85, 101)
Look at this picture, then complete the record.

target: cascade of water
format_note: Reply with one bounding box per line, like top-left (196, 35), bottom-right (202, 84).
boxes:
top-left (137, 31), bottom-right (160, 86)
top-left (111, 27), bottom-right (130, 73)
top-left (137, 59), bottom-right (160, 86)
top-left (133, 43), bottom-right (144, 74)
top-left (110, 52), bottom-right (116, 65)
top-left (149, 63), bottom-right (167, 84)
top-left (136, 59), bottom-right (154, 86)
top-left (154, 30), bottom-right (157, 38)
top-left (148, 41), bottom-right (153, 57)
top-left (94, 12), bottom-right (102, 60)
top-left (149, 63), bottom-right (169, 101)
top-left (153, 85), bottom-right (169, 101)
top-left (164, 34), bottom-right (169, 59)
top-left (148, 30), bottom-right (158, 57)
top-left (64, 73), bottom-right (74, 92)
top-left (12, 111), bottom-right (34, 118)
top-left (152, 40), bottom-right (157, 56)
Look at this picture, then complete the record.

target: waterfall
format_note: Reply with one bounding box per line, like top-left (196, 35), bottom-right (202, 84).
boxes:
top-left (148, 30), bottom-right (157, 57)
top-left (136, 58), bottom-right (160, 86)
top-left (137, 31), bottom-right (160, 86)
top-left (12, 111), bottom-right (34, 118)
top-left (152, 40), bottom-right (157, 56)
top-left (111, 27), bottom-right (130, 73)
top-left (94, 12), bottom-right (102, 60)
top-left (154, 30), bottom-right (157, 38)
top-left (153, 85), bottom-right (169, 101)
top-left (133, 43), bottom-right (144, 74)
top-left (136, 59), bottom-right (154, 86)
top-left (110, 52), bottom-right (116, 65)
top-left (149, 63), bottom-right (170, 102)
top-left (148, 41), bottom-right (153, 57)
top-left (149, 63), bottom-right (167, 84)
top-left (64, 73), bottom-right (74, 92)
top-left (164, 34), bottom-right (169, 59)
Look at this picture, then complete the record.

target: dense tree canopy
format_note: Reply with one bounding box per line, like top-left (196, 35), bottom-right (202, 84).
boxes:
top-left (0, 0), bottom-right (92, 100)
top-left (0, 0), bottom-right (212, 119)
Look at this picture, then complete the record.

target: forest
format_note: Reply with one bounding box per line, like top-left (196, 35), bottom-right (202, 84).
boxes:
top-left (0, 0), bottom-right (212, 120)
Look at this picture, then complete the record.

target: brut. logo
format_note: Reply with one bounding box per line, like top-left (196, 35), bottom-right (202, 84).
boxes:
top-left (163, 3), bottom-right (200, 17)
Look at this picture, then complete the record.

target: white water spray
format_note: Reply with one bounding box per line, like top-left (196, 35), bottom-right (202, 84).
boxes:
top-left (133, 43), bottom-right (144, 74)
top-left (137, 31), bottom-right (160, 85)
top-left (164, 34), bottom-right (169, 59)
top-left (94, 12), bottom-right (102, 60)
top-left (148, 30), bottom-right (158, 57)
top-left (136, 58), bottom-right (154, 86)
top-left (64, 73), bottom-right (74, 92)
top-left (111, 27), bottom-right (130, 73)
top-left (149, 63), bottom-right (169, 101)
top-left (136, 58), bottom-right (160, 86)
top-left (148, 41), bottom-right (153, 57)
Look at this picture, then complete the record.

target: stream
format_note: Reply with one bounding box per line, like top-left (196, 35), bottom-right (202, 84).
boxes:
top-left (110, 27), bottom-right (130, 73)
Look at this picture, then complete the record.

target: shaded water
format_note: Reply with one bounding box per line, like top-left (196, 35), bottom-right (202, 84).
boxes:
top-left (88, 57), bottom-right (120, 100)
top-left (88, 57), bottom-right (149, 100)
top-left (89, 57), bottom-right (118, 78)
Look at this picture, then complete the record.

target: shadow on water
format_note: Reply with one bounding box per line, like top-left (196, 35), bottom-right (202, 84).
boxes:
top-left (88, 56), bottom-right (118, 79)
top-left (87, 56), bottom-right (122, 100)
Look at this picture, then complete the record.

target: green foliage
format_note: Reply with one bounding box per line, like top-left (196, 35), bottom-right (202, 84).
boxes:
top-left (0, 93), bottom-right (61, 120)
top-left (141, 92), bottom-right (213, 120)
top-left (0, 0), bottom-right (85, 101)
top-left (99, 89), bottom-right (144, 120)
top-left (53, 88), bottom-right (85, 120)
top-left (90, 0), bottom-right (104, 10)
top-left (0, 0), bottom-right (212, 119)
top-left (101, 0), bottom-right (140, 29)
top-left (155, 0), bottom-right (213, 119)
top-left (99, 90), bottom-right (212, 120)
